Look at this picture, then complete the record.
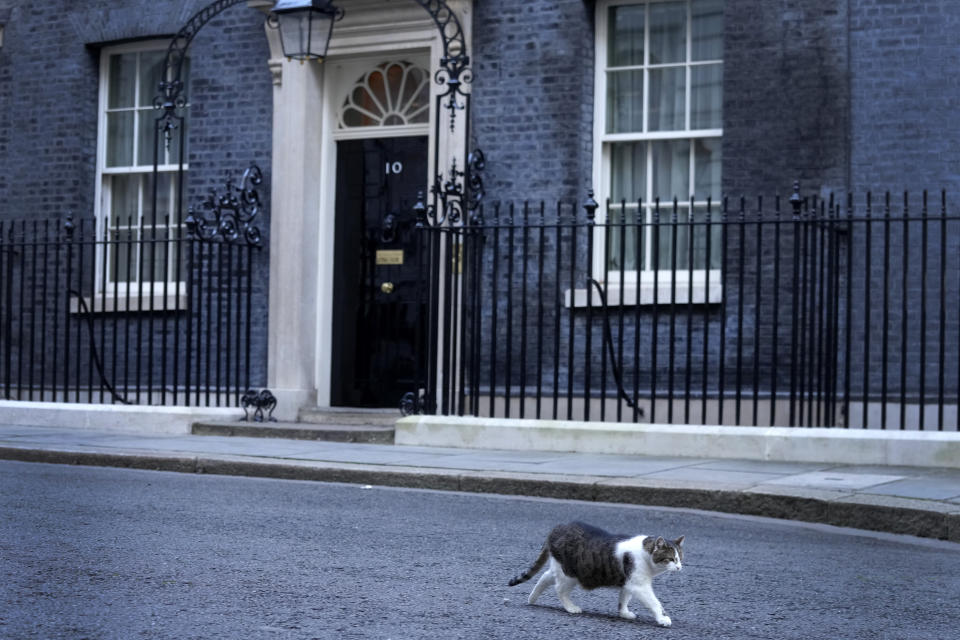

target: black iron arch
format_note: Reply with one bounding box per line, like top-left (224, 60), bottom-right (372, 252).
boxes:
top-left (154, 0), bottom-right (482, 239)
top-left (412, 0), bottom-right (470, 86)
top-left (156, 0), bottom-right (249, 138)
top-left (157, 0), bottom-right (471, 131)
top-left (149, 0), bottom-right (483, 418)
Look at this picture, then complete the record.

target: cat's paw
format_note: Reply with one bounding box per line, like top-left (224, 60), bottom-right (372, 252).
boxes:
top-left (563, 604), bottom-right (583, 614)
top-left (655, 615), bottom-right (672, 627)
top-left (619, 609), bottom-right (637, 620)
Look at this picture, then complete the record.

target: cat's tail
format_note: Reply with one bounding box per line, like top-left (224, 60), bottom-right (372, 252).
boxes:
top-left (508, 543), bottom-right (549, 586)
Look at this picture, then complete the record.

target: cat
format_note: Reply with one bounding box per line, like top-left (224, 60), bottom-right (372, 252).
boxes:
top-left (508, 521), bottom-right (684, 627)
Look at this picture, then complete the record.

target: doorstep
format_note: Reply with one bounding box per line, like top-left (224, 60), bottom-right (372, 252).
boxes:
top-left (191, 419), bottom-right (394, 444)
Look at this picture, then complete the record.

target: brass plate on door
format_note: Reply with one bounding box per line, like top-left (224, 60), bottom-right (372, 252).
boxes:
top-left (376, 249), bottom-right (404, 265)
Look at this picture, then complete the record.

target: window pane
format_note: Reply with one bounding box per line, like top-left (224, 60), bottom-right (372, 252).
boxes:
top-left (648, 67), bottom-right (685, 131)
top-left (137, 114), bottom-right (188, 167)
top-left (139, 51), bottom-right (166, 107)
top-left (385, 63), bottom-right (405, 112)
top-left (692, 0), bottom-right (724, 61)
top-left (137, 109), bottom-right (158, 166)
top-left (165, 116), bottom-right (188, 167)
top-left (690, 206), bottom-right (723, 269)
top-left (108, 54), bottom-right (136, 109)
top-left (106, 111), bottom-right (134, 167)
top-left (148, 228), bottom-right (170, 281)
top-left (694, 137), bottom-right (722, 200)
top-left (610, 141), bottom-right (647, 202)
top-left (608, 4), bottom-right (645, 67)
top-left (108, 228), bottom-right (136, 283)
top-left (653, 204), bottom-right (690, 269)
top-left (110, 174), bottom-right (139, 226)
top-left (606, 207), bottom-right (642, 272)
top-left (674, 207), bottom-right (692, 269)
top-left (691, 63), bottom-right (722, 129)
top-left (367, 67), bottom-right (390, 114)
top-left (606, 70), bottom-right (644, 133)
top-left (649, 1), bottom-right (686, 65)
top-left (651, 139), bottom-right (689, 200)
top-left (400, 66), bottom-right (429, 123)
top-left (141, 172), bottom-right (174, 227)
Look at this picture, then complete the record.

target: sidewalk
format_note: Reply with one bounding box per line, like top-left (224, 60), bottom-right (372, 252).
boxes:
top-left (1, 423), bottom-right (959, 542)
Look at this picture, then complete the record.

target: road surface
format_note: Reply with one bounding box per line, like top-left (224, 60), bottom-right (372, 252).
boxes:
top-left (1, 460), bottom-right (957, 639)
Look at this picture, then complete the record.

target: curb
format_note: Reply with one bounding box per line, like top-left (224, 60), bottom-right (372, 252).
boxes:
top-left (1, 445), bottom-right (957, 543)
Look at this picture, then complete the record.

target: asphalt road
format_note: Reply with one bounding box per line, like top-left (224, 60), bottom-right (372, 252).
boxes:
top-left (1, 460), bottom-right (958, 640)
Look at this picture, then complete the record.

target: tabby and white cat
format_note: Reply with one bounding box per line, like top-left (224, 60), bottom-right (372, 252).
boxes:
top-left (508, 521), bottom-right (684, 627)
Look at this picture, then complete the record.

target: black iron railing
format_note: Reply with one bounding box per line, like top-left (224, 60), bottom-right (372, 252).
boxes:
top-left (417, 186), bottom-right (960, 430)
top-left (0, 216), bottom-right (264, 407)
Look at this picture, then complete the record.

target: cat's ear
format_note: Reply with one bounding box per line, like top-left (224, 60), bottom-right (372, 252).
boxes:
top-left (675, 535), bottom-right (685, 546)
top-left (655, 536), bottom-right (665, 548)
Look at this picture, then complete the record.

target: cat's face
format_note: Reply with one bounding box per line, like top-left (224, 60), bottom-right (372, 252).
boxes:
top-left (651, 535), bottom-right (684, 572)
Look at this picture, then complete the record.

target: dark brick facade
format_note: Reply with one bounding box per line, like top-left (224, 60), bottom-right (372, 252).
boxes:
top-left (0, 0), bottom-right (272, 393)
top-left (0, 0), bottom-right (273, 220)
top-left (723, 0), bottom-right (851, 198)
top-left (849, 0), bottom-right (960, 192)
top-left (472, 0), bottom-right (595, 204)
top-left (458, 0), bottom-right (960, 421)
top-left (2, 0), bottom-right (959, 418)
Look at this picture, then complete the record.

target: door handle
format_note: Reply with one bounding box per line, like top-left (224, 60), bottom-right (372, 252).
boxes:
top-left (380, 282), bottom-right (395, 294)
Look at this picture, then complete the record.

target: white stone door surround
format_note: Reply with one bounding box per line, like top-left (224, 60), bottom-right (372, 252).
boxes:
top-left (261, 0), bottom-right (473, 419)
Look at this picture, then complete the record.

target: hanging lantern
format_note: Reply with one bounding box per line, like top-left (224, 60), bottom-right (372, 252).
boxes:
top-left (272, 0), bottom-right (342, 62)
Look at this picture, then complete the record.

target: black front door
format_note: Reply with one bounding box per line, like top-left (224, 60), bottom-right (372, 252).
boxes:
top-left (331, 136), bottom-right (427, 407)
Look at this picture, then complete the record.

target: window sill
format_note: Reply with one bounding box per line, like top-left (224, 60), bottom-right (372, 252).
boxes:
top-left (564, 280), bottom-right (722, 308)
top-left (69, 292), bottom-right (189, 314)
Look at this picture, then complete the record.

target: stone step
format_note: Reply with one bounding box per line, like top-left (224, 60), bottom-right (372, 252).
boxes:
top-left (191, 420), bottom-right (394, 444)
top-left (297, 407), bottom-right (399, 427)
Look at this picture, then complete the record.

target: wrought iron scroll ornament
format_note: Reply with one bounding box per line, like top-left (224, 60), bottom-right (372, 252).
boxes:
top-left (465, 148), bottom-right (486, 219)
top-left (400, 390), bottom-right (427, 416)
top-left (415, 147), bottom-right (486, 229)
top-left (156, 0), bottom-right (254, 147)
top-left (400, 1), bottom-right (484, 229)
top-left (186, 164), bottom-right (265, 246)
top-left (414, 0), bottom-right (472, 131)
top-left (241, 389), bottom-right (278, 422)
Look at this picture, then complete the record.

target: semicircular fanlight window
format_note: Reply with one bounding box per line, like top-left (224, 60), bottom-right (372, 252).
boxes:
top-left (339, 61), bottom-right (430, 128)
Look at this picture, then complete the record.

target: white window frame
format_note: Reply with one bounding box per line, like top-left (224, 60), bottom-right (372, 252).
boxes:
top-left (588, 0), bottom-right (723, 305)
top-left (92, 40), bottom-right (188, 309)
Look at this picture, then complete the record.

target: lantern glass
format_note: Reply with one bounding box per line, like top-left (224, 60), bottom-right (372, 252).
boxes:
top-left (273, 1), bottom-right (338, 61)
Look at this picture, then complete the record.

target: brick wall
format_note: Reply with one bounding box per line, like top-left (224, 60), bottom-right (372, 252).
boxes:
top-left (849, 0), bottom-right (960, 193)
top-left (0, 0), bottom-right (273, 391)
top-left (0, 0), bottom-right (273, 220)
top-left (723, 0), bottom-right (851, 198)
top-left (471, 0), bottom-right (596, 204)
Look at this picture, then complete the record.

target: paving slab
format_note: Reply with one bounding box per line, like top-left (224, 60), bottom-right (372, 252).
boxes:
top-left (742, 484), bottom-right (856, 503)
top-left (762, 471), bottom-right (906, 491)
top-left (860, 478), bottom-right (960, 501)
top-left (533, 457), bottom-right (701, 477)
top-left (689, 459), bottom-right (830, 474)
top-left (640, 466), bottom-right (783, 486)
